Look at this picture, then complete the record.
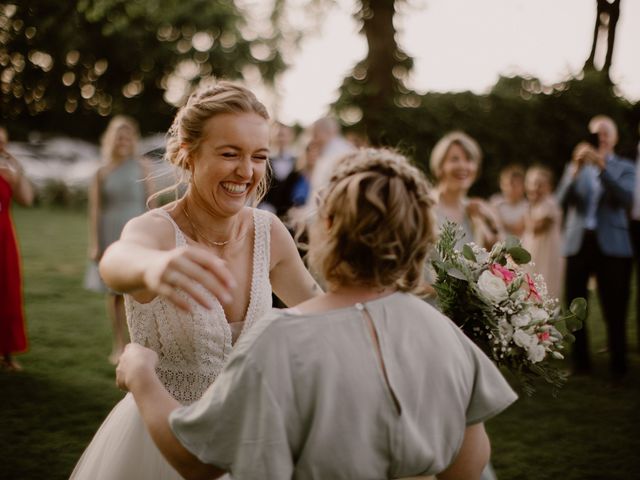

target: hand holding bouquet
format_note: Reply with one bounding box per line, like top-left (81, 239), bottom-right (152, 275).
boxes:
top-left (432, 222), bottom-right (586, 395)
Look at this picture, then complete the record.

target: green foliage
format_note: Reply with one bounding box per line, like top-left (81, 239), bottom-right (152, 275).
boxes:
top-left (36, 180), bottom-right (88, 209)
top-left (433, 222), bottom-right (587, 395)
top-left (0, 0), bottom-right (286, 139)
top-left (507, 246), bottom-right (531, 265)
top-left (336, 71), bottom-right (640, 197)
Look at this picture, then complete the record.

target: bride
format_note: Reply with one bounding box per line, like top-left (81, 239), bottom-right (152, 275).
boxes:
top-left (70, 81), bottom-right (320, 479)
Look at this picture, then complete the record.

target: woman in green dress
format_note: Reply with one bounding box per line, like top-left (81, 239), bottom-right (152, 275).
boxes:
top-left (85, 116), bottom-right (155, 363)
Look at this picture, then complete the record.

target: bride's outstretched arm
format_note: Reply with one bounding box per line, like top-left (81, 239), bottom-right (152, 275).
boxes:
top-left (100, 213), bottom-right (236, 312)
top-left (116, 343), bottom-right (226, 480)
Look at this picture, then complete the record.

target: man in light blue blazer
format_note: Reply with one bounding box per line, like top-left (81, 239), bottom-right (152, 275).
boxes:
top-left (556, 115), bottom-right (635, 380)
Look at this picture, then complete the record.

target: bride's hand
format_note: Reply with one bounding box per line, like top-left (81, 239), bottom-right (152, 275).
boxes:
top-left (115, 343), bottom-right (158, 392)
top-left (143, 245), bottom-right (237, 312)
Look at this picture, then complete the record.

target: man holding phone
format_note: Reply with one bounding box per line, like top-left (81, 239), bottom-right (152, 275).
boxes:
top-left (556, 115), bottom-right (635, 383)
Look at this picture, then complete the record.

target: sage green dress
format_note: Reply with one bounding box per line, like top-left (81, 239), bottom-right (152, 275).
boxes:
top-left (169, 292), bottom-right (517, 480)
top-left (84, 157), bottom-right (147, 292)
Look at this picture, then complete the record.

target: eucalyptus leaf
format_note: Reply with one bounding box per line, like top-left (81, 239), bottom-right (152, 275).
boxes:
top-left (569, 297), bottom-right (588, 321)
top-left (462, 244), bottom-right (477, 262)
top-left (505, 235), bottom-right (520, 250)
top-left (446, 267), bottom-right (467, 281)
top-left (508, 247), bottom-right (532, 264)
top-left (566, 316), bottom-right (583, 333)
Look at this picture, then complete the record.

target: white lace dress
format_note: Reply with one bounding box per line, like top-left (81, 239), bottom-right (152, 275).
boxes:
top-left (70, 208), bottom-right (273, 480)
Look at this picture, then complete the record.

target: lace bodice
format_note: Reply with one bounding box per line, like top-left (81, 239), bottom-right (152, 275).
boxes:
top-left (124, 208), bottom-right (273, 404)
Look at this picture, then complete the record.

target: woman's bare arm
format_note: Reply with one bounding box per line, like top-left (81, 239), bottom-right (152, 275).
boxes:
top-left (0, 151), bottom-right (34, 206)
top-left (437, 423), bottom-right (490, 480)
top-left (99, 212), bottom-right (236, 311)
top-left (269, 215), bottom-right (322, 306)
top-left (117, 344), bottom-right (226, 480)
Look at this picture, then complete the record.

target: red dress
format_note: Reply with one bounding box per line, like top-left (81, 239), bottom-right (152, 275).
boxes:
top-left (0, 175), bottom-right (27, 356)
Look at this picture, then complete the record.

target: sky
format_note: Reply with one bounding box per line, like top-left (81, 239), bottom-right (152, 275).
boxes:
top-left (272, 0), bottom-right (640, 126)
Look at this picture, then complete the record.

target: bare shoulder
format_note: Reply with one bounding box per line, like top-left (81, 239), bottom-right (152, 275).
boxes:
top-left (267, 212), bottom-right (298, 259)
top-left (120, 207), bottom-right (178, 250)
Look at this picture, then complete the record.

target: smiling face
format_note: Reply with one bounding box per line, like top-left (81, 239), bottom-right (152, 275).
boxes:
top-left (525, 169), bottom-right (551, 203)
top-left (499, 172), bottom-right (525, 203)
top-left (112, 125), bottom-right (136, 160)
top-left (189, 112), bottom-right (270, 217)
top-left (438, 142), bottom-right (478, 193)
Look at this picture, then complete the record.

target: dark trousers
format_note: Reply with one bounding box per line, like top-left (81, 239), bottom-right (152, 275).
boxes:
top-left (630, 220), bottom-right (640, 348)
top-left (565, 231), bottom-right (631, 375)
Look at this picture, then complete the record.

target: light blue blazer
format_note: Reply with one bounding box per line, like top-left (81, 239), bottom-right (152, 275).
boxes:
top-left (556, 154), bottom-right (635, 258)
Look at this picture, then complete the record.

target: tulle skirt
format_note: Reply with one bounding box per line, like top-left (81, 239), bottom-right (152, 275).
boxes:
top-left (70, 393), bottom-right (184, 480)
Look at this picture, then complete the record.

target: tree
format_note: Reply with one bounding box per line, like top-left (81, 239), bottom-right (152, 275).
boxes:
top-left (0, 0), bottom-right (285, 138)
top-left (333, 0), bottom-right (413, 145)
top-left (583, 0), bottom-right (621, 81)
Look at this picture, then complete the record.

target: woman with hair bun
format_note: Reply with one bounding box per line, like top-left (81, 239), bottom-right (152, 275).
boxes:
top-left (115, 148), bottom-right (517, 480)
top-left (71, 81), bottom-right (320, 479)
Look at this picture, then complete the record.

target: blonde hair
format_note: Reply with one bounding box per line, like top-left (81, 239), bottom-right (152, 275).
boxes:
top-left (100, 115), bottom-right (139, 163)
top-left (526, 164), bottom-right (555, 189)
top-left (155, 80), bottom-right (270, 205)
top-left (429, 131), bottom-right (482, 180)
top-left (309, 148), bottom-right (436, 293)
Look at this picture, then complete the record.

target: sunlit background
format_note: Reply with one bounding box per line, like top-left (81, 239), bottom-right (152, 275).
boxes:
top-left (1, 0), bottom-right (639, 197)
top-left (275, 0), bottom-right (640, 124)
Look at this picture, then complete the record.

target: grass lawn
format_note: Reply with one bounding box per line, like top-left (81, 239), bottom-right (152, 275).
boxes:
top-left (1, 206), bottom-right (639, 480)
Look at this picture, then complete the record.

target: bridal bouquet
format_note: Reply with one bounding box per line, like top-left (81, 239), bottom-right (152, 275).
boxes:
top-left (431, 222), bottom-right (586, 395)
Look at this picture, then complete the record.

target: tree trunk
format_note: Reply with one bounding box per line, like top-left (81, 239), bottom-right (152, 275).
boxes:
top-left (361, 0), bottom-right (397, 99)
top-left (583, 0), bottom-right (621, 80)
top-left (603, 0), bottom-right (620, 77)
top-left (583, 0), bottom-right (601, 71)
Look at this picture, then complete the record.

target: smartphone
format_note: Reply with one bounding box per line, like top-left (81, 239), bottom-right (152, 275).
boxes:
top-left (586, 131), bottom-right (599, 148)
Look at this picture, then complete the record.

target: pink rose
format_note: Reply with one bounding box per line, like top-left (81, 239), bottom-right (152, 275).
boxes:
top-left (489, 263), bottom-right (516, 284)
top-left (525, 273), bottom-right (542, 302)
top-left (538, 331), bottom-right (550, 342)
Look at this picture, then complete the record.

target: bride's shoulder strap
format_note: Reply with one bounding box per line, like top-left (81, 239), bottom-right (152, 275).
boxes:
top-left (148, 207), bottom-right (187, 247)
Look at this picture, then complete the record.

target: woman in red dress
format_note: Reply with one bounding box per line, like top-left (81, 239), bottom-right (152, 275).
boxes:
top-left (0, 127), bottom-right (34, 371)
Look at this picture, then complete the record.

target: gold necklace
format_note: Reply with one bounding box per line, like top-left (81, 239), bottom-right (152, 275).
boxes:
top-left (182, 204), bottom-right (235, 247)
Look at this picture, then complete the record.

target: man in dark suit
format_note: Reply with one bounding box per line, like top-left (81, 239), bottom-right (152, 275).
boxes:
top-left (259, 122), bottom-right (300, 219)
top-left (556, 115), bottom-right (635, 380)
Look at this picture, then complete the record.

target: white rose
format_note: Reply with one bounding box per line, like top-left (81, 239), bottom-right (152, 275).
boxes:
top-left (513, 329), bottom-right (534, 348)
top-left (528, 306), bottom-right (549, 324)
top-left (477, 271), bottom-right (509, 303)
top-left (510, 312), bottom-right (531, 328)
top-left (527, 344), bottom-right (546, 363)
